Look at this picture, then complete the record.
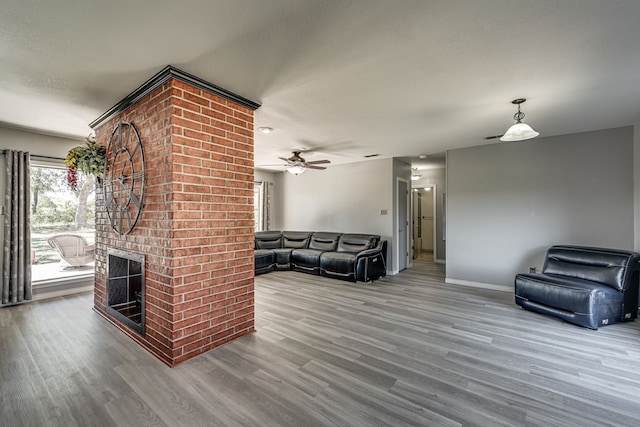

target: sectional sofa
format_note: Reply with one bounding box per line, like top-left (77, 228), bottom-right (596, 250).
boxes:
top-left (254, 231), bottom-right (387, 283)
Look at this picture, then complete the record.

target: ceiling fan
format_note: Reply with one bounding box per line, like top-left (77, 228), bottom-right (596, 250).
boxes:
top-left (277, 151), bottom-right (331, 175)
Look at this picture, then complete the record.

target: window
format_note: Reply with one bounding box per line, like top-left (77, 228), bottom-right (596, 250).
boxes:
top-left (254, 182), bottom-right (264, 232)
top-left (253, 181), bottom-right (271, 232)
top-left (30, 161), bottom-right (96, 269)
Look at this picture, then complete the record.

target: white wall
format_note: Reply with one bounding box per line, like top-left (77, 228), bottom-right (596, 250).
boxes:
top-left (411, 167), bottom-right (446, 261)
top-left (634, 123), bottom-right (640, 251)
top-left (278, 158), bottom-right (395, 272)
top-left (254, 170), bottom-right (276, 182)
top-left (0, 125), bottom-right (82, 158)
top-left (446, 126), bottom-right (634, 288)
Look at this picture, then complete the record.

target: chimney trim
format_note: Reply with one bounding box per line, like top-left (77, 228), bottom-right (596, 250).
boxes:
top-left (90, 65), bottom-right (261, 130)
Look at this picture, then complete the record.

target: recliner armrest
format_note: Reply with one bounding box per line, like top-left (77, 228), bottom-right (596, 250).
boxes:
top-left (355, 240), bottom-right (386, 259)
top-left (354, 240), bottom-right (387, 282)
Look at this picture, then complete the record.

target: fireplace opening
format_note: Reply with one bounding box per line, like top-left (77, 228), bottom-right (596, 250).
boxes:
top-left (107, 248), bottom-right (145, 335)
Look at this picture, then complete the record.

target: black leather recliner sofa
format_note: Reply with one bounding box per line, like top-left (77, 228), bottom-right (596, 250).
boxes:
top-left (254, 231), bottom-right (312, 274)
top-left (515, 245), bottom-right (640, 329)
top-left (254, 230), bottom-right (387, 283)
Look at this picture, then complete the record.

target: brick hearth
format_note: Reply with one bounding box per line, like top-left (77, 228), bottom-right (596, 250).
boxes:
top-left (90, 66), bottom-right (260, 366)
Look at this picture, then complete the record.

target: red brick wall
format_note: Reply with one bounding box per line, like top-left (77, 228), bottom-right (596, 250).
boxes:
top-left (94, 78), bottom-right (255, 366)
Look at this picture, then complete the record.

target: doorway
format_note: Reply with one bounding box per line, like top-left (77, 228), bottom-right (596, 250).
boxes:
top-left (412, 185), bottom-right (436, 262)
top-left (397, 178), bottom-right (410, 272)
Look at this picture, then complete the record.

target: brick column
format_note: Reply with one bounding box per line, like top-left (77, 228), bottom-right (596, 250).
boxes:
top-left (91, 66), bottom-right (259, 366)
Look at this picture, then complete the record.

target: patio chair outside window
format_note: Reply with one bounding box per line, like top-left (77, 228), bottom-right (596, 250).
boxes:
top-left (47, 234), bottom-right (95, 268)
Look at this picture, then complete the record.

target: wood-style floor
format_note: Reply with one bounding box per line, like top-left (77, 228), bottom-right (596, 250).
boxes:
top-left (2, 261), bottom-right (640, 426)
top-left (414, 250), bottom-right (434, 262)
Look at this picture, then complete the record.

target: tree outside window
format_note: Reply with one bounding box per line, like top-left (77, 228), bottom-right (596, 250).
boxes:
top-left (30, 164), bottom-right (96, 265)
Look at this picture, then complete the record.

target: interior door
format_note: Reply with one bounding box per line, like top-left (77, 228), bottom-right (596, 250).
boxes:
top-left (421, 187), bottom-right (434, 251)
top-left (413, 190), bottom-right (421, 259)
top-left (398, 180), bottom-right (408, 271)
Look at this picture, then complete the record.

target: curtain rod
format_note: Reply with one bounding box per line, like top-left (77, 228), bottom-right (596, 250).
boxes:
top-left (0, 150), bottom-right (64, 162)
top-left (31, 154), bottom-right (65, 161)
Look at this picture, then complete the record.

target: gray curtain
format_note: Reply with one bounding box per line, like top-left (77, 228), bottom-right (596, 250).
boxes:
top-left (2, 150), bottom-right (32, 305)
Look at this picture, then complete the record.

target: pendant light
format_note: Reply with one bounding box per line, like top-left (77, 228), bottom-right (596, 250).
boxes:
top-left (500, 98), bottom-right (539, 142)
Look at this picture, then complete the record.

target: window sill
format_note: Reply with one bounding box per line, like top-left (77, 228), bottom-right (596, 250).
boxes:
top-left (32, 262), bottom-right (94, 301)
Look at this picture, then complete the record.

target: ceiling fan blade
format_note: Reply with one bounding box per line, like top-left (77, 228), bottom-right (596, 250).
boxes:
top-left (273, 152), bottom-right (328, 171)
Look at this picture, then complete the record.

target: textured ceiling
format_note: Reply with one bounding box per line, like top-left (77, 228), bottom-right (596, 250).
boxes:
top-left (2, 0), bottom-right (640, 172)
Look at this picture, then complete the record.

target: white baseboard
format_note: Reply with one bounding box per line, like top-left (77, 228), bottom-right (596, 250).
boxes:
top-left (435, 259), bottom-right (446, 265)
top-left (445, 278), bottom-right (512, 293)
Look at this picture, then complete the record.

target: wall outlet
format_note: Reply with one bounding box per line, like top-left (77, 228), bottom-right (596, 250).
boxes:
top-left (380, 209), bottom-right (388, 215)
top-left (529, 267), bottom-right (536, 274)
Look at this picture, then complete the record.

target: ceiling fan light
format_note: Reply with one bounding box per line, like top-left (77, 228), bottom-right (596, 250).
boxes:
top-left (499, 122), bottom-right (539, 142)
top-left (287, 165), bottom-right (306, 175)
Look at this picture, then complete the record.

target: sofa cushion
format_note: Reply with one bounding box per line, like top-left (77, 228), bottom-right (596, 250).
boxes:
top-left (291, 249), bottom-right (325, 274)
top-left (254, 249), bottom-right (276, 275)
top-left (308, 232), bottom-right (341, 251)
top-left (543, 245), bottom-right (640, 292)
top-left (320, 251), bottom-right (357, 280)
top-left (336, 234), bottom-right (378, 253)
top-left (273, 248), bottom-right (294, 270)
top-left (282, 231), bottom-right (312, 249)
top-left (515, 272), bottom-right (625, 329)
top-left (516, 273), bottom-right (621, 312)
top-left (255, 231), bottom-right (283, 249)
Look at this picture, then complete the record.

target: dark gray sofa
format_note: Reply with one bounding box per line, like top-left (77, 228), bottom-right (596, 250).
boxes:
top-left (515, 245), bottom-right (640, 329)
top-left (255, 230), bottom-right (387, 283)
